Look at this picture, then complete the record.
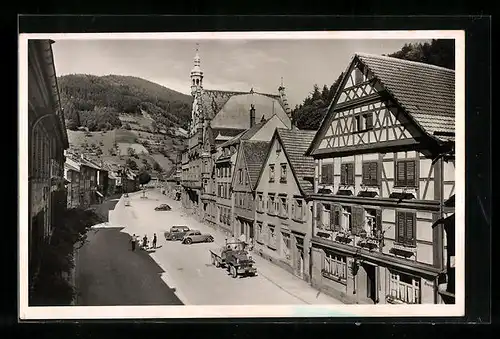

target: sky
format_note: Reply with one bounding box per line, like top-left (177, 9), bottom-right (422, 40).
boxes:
top-left (52, 38), bottom-right (430, 108)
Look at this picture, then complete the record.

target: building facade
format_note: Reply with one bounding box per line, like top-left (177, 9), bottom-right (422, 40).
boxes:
top-left (232, 140), bottom-right (270, 243)
top-left (253, 128), bottom-right (316, 282)
top-left (28, 39), bottom-right (69, 285)
top-left (181, 47), bottom-right (292, 225)
top-left (305, 53), bottom-right (455, 304)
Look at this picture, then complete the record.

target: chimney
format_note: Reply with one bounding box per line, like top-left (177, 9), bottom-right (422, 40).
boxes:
top-left (250, 104), bottom-right (256, 128)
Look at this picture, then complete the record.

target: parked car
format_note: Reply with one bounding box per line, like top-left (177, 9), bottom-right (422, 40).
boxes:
top-left (164, 225), bottom-right (190, 241)
top-left (182, 230), bottom-right (214, 244)
top-left (155, 204), bottom-right (172, 211)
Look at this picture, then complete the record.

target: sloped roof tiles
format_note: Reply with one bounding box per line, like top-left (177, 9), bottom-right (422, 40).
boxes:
top-left (240, 140), bottom-right (270, 188)
top-left (276, 128), bottom-right (316, 194)
top-left (356, 53), bottom-right (455, 141)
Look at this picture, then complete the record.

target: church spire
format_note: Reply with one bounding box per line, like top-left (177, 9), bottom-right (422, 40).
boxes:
top-left (190, 43), bottom-right (204, 96)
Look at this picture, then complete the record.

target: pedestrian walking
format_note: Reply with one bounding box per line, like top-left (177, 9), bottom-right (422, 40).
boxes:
top-left (131, 234), bottom-right (137, 251)
top-left (153, 233), bottom-right (157, 249)
top-left (143, 235), bottom-right (148, 250)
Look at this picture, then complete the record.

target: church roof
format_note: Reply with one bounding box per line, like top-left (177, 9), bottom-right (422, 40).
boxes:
top-left (198, 89), bottom-right (290, 131)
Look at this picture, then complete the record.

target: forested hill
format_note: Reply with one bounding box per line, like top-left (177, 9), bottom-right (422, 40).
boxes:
top-left (292, 39), bottom-right (455, 131)
top-left (58, 74), bottom-right (192, 131)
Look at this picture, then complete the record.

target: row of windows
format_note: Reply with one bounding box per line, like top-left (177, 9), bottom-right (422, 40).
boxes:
top-left (320, 160), bottom-right (417, 187)
top-left (216, 165), bottom-right (232, 178)
top-left (256, 194), bottom-right (306, 221)
top-left (219, 206), bottom-right (231, 225)
top-left (268, 163), bottom-right (287, 183)
top-left (235, 192), bottom-right (252, 210)
top-left (255, 222), bottom-right (293, 260)
top-left (321, 252), bottom-right (421, 304)
top-left (32, 128), bottom-right (51, 179)
top-left (316, 203), bottom-right (416, 246)
top-left (217, 183), bottom-right (231, 199)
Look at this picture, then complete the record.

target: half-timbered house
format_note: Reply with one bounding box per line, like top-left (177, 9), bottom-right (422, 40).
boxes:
top-left (232, 140), bottom-right (270, 243)
top-left (254, 128), bottom-right (316, 281)
top-left (305, 53), bottom-right (455, 304)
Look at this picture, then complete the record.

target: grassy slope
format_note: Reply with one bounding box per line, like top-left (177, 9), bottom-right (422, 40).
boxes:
top-left (63, 74), bottom-right (190, 174)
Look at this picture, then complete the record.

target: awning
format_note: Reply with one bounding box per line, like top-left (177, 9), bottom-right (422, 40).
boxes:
top-left (96, 191), bottom-right (104, 197)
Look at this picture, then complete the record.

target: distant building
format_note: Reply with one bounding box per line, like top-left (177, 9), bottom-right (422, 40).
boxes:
top-left (28, 39), bottom-right (69, 287)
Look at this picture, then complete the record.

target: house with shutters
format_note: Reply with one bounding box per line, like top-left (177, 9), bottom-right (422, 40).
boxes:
top-left (180, 46), bottom-right (292, 223)
top-left (304, 53), bottom-right (455, 304)
top-left (231, 140), bottom-right (270, 243)
top-left (208, 109), bottom-right (292, 236)
top-left (253, 128), bottom-right (316, 282)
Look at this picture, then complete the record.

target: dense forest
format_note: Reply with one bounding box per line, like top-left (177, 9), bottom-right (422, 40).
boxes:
top-left (292, 39), bottom-right (455, 130)
top-left (58, 74), bottom-right (192, 131)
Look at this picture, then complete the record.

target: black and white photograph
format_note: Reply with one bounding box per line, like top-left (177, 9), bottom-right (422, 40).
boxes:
top-left (19, 31), bottom-right (464, 319)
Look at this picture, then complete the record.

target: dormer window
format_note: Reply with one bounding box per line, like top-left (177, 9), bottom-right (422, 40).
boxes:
top-left (276, 142), bottom-right (282, 153)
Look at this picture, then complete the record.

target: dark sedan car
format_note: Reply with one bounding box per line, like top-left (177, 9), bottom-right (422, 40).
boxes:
top-left (164, 225), bottom-right (190, 241)
top-left (155, 204), bottom-right (172, 211)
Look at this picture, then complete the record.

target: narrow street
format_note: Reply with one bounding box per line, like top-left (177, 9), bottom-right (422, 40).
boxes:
top-left (76, 189), bottom-right (342, 305)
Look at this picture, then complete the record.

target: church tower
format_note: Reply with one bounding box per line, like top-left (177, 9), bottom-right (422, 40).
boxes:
top-left (189, 44), bottom-right (205, 139)
top-left (190, 44), bottom-right (203, 96)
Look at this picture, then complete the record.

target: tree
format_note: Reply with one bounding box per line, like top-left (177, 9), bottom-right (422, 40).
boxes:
top-left (138, 171), bottom-right (152, 198)
top-left (386, 39), bottom-right (455, 70)
top-left (126, 158), bottom-right (138, 170)
top-left (153, 161), bottom-right (163, 172)
top-left (127, 147), bottom-right (136, 157)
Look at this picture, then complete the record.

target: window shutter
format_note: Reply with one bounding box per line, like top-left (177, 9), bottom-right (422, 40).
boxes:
top-left (362, 163), bottom-right (370, 184)
top-left (376, 209), bottom-right (382, 235)
top-left (316, 204), bottom-right (323, 227)
top-left (370, 162), bottom-right (378, 186)
top-left (333, 205), bottom-right (341, 231)
top-left (396, 161), bottom-right (406, 187)
top-left (348, 163), bottom-right (355, 185)
top-left (397, 212), bottom-right (406, 244)
top-left (321, 164), bottom-right (328, 184)
top-left (406, 161), bottom-right (416, 187)
top-left (352, 205), bottom-right (365, 235)
top-left (330, 204), bottom-right (337, 231)
top-left (328, 163), bottom-right (335, 184)
top-left (406, 212), bottom-right (416, 246)
top-left (341, 164), bottom-right (347, 185)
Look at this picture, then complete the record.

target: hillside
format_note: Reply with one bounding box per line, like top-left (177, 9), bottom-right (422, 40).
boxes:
top-left (58, 74), bottom-right (192, 131)
top-left (59, 74), bottom-right (191, 174)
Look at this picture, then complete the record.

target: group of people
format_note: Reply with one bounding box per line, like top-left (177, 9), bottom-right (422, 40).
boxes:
top-left (130, 233), bottom-right (158, 251)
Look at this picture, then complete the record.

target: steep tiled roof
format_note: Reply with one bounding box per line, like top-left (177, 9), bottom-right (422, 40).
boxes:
top-left (200, 89), bottom-right (287, 121)
top-left (241, 140), bottom-right (270, 188)
top-left (218, 121), bottom-right (267, 148)
top-left (356, 53), bottom-right (455, 142)
top-left (276, 128), bottom-right (316, 194)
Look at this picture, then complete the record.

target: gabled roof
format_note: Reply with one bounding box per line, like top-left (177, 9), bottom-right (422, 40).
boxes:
top-left (276, 128), bottom-right (316, 194)
top-left (240, 140), bottom-right (270, 188)
top-left (356, 53), bottom-right (455, 141)
top-left (256, 128), bottom-right (316, 195)
top-left (306, 53), bottom-right (455, 156)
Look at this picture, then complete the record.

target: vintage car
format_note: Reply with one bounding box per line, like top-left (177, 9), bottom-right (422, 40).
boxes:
top-left (164, 225), bottom-right (190, 241)
top-left (154, 204), bottom-right (172, 211)
top-left (209, 241), bottom-right (257, 278)
top-left (182, 230), bottom-right (214, 244)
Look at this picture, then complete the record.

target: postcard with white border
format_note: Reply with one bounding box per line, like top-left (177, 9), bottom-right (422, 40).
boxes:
top-left (19, 30), bottom-right (464, 319)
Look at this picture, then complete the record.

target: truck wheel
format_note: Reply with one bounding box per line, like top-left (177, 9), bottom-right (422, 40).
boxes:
top-left (231, 265), bottom-right (238, 278)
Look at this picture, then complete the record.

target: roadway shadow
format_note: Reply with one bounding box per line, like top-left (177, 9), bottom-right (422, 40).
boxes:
top-left (75, 228), bottom-right (183, 306)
